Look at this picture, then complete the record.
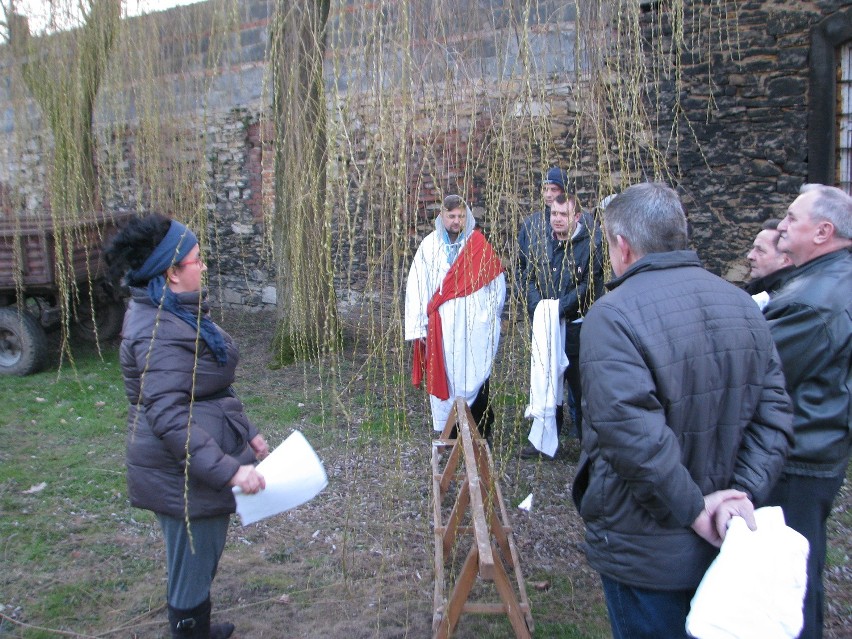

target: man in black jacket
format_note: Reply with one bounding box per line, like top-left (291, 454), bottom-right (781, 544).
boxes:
top-left (517, 169), bottom-right (605, 457)
top-left (573, 182), bottom-right (793, 638)
top-left (763, 183), bottom-right (852, 639)
top-left (744, 218), bottom-right (794, 309)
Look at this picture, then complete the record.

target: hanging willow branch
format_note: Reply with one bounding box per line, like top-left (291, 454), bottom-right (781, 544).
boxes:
top-left (10, 0), bottom-right (119, 214)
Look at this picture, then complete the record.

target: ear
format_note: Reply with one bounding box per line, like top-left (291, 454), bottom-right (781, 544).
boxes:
top-left (166, 266), bottom-right (181, 285)
top-left (813, 220), bottom-right (835, 245)
top-left (615, 234), bottom-right (633, 266)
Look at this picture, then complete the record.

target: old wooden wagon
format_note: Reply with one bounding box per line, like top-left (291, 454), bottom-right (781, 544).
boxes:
top-left (0, 211), bottom-right (131, 375)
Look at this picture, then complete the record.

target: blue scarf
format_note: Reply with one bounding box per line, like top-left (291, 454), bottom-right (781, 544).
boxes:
top-left (126, 221), bottom-right (228, 365)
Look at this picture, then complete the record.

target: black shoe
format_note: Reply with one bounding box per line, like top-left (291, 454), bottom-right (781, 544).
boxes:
top-left (169, 599), bottom-right (211, 639)
top-left (520, 444), bottom-right (555, 460)
top-left (211, 622), bottom-right (235, 639)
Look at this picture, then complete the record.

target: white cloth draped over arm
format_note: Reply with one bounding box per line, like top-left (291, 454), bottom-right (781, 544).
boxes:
top-left (525, 299), bottom-right (568, 456)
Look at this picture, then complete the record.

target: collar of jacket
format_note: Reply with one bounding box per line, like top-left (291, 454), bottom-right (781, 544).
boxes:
top-left (130, 286), bottom-right (211, 313)
top-left (743, 264), bottom-right (796, 296)
top-left (784, 246), bottom-right (852, 281)
top-left (605, 250), bottom-right (703, 291)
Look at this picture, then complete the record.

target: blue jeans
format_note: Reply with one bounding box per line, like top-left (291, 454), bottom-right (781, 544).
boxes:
top-left (601, 574), bottom-right (694, 639)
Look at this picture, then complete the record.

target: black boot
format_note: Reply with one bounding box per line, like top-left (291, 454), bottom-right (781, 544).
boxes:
top-left (168, 598), bottom-right (234, 639)
top-left (168, 599), bottom-right (211, 638)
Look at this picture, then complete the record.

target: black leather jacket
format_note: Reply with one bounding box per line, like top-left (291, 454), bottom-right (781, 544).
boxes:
top-left (743, 265), bottom-right (796, 297)
top-left (516, 207), bottom-right (605, 321)
top-left (764, 248), bottom-right (852, 477)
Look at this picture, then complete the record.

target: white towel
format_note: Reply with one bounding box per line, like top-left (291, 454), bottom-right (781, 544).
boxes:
top-left (686, 506), bottom-right (809, 639)
top-left (525, 300), bottom-right (568, 457)
top-left (752, 290), bottom-right (771, 310)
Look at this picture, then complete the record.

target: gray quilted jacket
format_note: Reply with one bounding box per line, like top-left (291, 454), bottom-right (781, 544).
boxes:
top-left (573, 250), bottom-right (793, 590)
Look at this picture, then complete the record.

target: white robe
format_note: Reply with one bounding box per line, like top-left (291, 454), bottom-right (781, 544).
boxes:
top-left (404, 219), bottom-right (506, 431)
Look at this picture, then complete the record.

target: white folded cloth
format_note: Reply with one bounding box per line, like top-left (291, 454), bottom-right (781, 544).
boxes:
top-left (525, 299), bottom-right (568, 457)
top-left (752, 290), bottom-right (771, 310)
top-left (686, 506), bottom-right (809, 639)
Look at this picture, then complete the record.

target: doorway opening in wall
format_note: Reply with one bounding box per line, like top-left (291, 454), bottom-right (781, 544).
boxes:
top-left (838, 41), bottom-right (852, 194)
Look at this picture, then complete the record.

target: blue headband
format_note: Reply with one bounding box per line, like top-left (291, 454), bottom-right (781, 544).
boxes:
top-left (127, 221), bottom-right (198, 284)
top-left (127, 220), bottom-right (227, 365)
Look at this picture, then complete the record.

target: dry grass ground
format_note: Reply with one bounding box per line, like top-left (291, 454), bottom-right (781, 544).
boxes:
top-left (0, 307), bottom-right (849, 638)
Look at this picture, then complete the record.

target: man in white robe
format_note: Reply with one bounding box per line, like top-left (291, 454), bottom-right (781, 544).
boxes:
top-left (404, 195), bottom-right (506, 435)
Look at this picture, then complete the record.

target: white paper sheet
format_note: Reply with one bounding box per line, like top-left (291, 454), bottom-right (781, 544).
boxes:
top-left (233, 430), bottom-right (328, 526)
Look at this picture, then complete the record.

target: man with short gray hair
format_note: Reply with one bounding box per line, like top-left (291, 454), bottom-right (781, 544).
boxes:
top-left (763, 183), bottom-right (852, 639)
top-left (572, 182), bottom-right (793, 638)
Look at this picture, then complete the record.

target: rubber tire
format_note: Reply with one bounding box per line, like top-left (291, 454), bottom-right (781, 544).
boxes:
top-left (73, 299), bottom-right (125, 344)
top-left (0, 307), bottom-right (49, 376)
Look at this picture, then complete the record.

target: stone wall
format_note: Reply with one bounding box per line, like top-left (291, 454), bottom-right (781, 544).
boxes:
top-left (642, 0), bottom-right (852, 280)
top-left (2, 0), bottom-right (852, 309)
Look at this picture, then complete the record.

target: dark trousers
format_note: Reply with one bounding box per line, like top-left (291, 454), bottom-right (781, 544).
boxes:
top-left (764, 472), bottom-right (845, 639)
top-left (158, 513), bottom-right (230, 609)
top-left (601, 574), bottom-right (693, 639)
top-left (565, 322), bottom-right (583, 438)
top-left (448, 378), bottom-right (493, 441)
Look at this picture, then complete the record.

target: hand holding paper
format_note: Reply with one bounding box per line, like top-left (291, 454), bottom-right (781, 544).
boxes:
top-left (233, 430), bottom-right (328, 525)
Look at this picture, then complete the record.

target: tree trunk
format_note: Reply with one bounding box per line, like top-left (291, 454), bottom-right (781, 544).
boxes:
top-left (270, 0), bottom-right (339, 363)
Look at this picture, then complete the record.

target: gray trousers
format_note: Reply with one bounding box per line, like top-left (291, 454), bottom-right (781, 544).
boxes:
top-left (157, 513), bottom-right (230, 609)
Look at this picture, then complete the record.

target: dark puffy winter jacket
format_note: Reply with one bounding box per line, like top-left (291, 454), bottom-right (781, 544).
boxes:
top-left (573, 250), bottom-right (793, 590)
top-left (516, 208), bottom-right (605, 321)
top-left (120, 289), bottom-right (259, 519)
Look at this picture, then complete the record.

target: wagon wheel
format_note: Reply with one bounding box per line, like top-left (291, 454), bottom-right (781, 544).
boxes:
top-left (0, 307), bottom-right (49, 376)
top-left (72, 298), bottom-right (125, 344)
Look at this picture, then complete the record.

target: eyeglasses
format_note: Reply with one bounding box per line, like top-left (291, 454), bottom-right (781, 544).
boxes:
top-left (176, 255), bottom-right (205, 268)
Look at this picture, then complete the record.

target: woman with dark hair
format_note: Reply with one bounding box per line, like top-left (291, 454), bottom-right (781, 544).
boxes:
top-left (106, 213), bottom-right (268, 639)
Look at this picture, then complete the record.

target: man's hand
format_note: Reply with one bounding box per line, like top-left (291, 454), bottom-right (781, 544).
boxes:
top-left (229, 465), bottom-right (266, 494)
top-left (250, 434), bottom-right (270, 461)
top-left (691, 489), bottom-right (756, 547)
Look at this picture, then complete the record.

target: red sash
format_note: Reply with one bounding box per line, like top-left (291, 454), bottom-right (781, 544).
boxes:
top-left (412, 230), bottom-right (504, 400)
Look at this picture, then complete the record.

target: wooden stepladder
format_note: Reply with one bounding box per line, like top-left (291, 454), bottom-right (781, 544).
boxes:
top-left (431, 398), bottom-right (534, 638)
